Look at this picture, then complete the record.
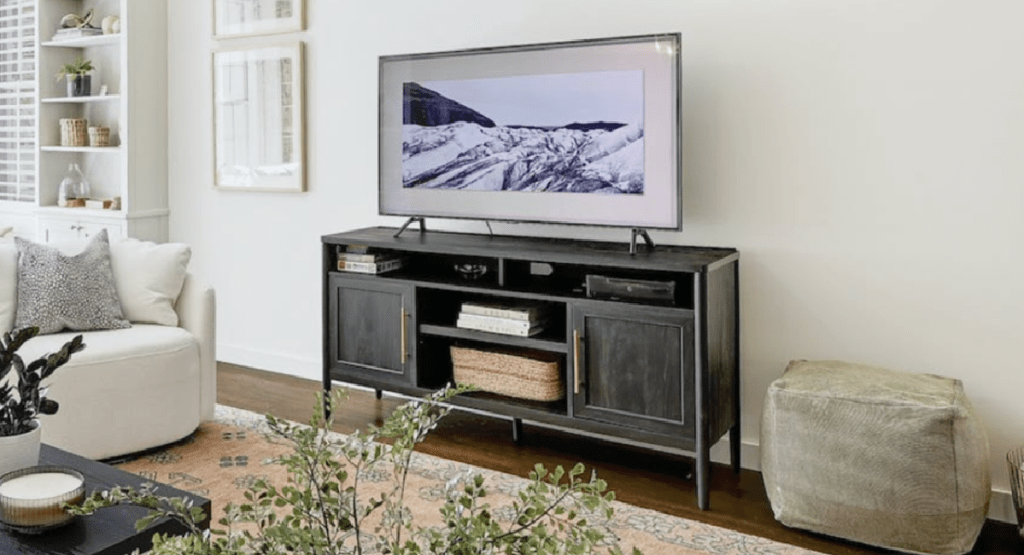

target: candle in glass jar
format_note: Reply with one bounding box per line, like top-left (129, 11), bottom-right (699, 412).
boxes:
top-left (0, 472), bottom-right (84, 527)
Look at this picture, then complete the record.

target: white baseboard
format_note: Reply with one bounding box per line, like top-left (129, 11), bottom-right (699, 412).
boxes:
top-left (219, 349), bottom-right (1019, 526)
top-left (217, 342), bottom-right (320, 382)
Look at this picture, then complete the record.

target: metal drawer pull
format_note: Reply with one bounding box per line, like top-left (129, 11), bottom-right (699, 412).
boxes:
top-left (573, 329), bottom-right (581, 394)
top-left (400, 306), bottom-right (407, 362)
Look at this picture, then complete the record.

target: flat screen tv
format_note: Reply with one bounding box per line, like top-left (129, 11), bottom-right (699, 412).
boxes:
top-left (378, 33), bottom-right (681, 231)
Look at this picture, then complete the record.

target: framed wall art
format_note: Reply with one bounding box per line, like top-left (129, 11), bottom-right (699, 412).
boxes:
top-left (213, 0), bottom-right (304, 39)
top-left (213, 42), bottom-right (305, 192)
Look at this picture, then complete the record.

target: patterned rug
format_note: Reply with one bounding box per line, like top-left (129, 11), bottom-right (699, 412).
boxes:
top-left (112, 405), bottom-right (825, 555)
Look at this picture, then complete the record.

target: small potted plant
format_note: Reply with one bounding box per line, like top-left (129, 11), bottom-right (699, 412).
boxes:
top-left (56, 57), bottom-right (94, 97)
top-left (0, 327), bottom-right (85, 476)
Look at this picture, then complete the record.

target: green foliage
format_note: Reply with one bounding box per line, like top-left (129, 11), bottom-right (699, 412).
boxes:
top-left (68, 384), bottom-right (641, 554)
top-left (0, 326), bottom-right (85, 436)
top-left (56, 56), bottom-right (94, 80)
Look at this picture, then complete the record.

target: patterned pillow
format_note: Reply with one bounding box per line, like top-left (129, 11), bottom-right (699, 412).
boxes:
top-left (14, 229), bottom-right (130, 334)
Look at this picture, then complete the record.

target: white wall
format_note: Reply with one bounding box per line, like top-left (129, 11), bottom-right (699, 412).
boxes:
top-left (167, 0), bottom-right (1024, 519)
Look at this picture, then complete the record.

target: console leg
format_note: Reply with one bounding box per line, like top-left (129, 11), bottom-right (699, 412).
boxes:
top-left (394, 217), bottom-right (426, 237)
top-left (730, 424), bottom-right (741, 473)
top-left (696, 452), bottom-right (710, 510)
top-left (512, 418), bottom-right (523, 444)
top-left (375, 389), bottom-right (383, 400)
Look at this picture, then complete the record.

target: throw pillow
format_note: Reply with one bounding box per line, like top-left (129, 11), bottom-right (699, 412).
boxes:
top-left (0, 243), bottom-right (15, 333)
top-left (14, 229), bottom-right (130, 334)
top-left (109, 238), bottom-right (192, 326)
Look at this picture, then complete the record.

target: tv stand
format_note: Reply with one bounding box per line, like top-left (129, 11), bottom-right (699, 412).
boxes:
top-left (322, 227), bottom-right (740, 510)
top-left (630, 228), bottom-right (655, 254)
top-left (394, 217), bottom-right (427, 237)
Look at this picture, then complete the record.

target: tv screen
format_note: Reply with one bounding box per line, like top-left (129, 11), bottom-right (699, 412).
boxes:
top-left (378, 33), bottom-right (681, 230)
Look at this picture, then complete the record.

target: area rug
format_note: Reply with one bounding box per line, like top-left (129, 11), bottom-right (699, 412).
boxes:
top-left (111, 405), bottom-right (824, 555)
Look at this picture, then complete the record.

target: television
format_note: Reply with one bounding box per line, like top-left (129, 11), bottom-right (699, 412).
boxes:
top-left (378, 33), bottom-right (681, 232)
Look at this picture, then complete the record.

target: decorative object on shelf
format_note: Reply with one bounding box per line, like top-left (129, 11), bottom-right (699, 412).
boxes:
top-left (59, 118), bottom-right (87, 147)
top-left (56, 57), bottom-right (94, 97)
top-left (88, 126), bottom-right (110, 147)
top-left (57, 163), bottom-right (89, 208)
top-left (1008, 446), bottom-right (1024, 539)
top-left (53, 10), bottom-right (100, 41)
top-left (454, 263), bottom-right (488, 280)
top-left (213, 0), bottom-right (304, 38)
top-left (0, 327), bottom-right (85, 477)
top-left (109, 196), bottom-right (121, 210)
top-left (452, 346), bottom-right (564, 402)
top-left (101, 15), bottom-right (120, 35)
top-left (0, 466), bottom-right (85, 533)
top-left (213, 42), bottom-right (305, 192)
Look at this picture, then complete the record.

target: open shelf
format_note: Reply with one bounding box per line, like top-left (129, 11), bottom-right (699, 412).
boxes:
top-left (42, 35), bottom-right (119, 48)
top-left (419, 324), bottom-right (568, 354)
top-left (41, 94), bottom-right (121, 104)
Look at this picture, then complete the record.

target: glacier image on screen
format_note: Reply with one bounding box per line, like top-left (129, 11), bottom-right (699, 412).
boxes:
top-left (402, 70), bottom-right (644, 194)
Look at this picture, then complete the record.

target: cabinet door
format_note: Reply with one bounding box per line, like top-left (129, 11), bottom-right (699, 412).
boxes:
top-left (570, 302), bottom-right (695, 439)
top-left (327, 274), bottom-right (415, 386)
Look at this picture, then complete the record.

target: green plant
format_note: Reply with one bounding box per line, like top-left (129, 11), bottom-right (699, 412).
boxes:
top-left (56, 57), bottom-right (94, 81)
top-left (0, 326), bottom-right (85, 436)
top-left (71, 385), bottom-right (642, 555)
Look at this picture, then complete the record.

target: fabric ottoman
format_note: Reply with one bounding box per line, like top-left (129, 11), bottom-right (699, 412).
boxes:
top-left (761, 360), bottom-right (990, 555)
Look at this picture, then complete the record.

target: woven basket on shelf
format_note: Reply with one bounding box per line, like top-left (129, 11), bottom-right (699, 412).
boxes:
top-left (451, 346), bottom-right (564, 402)
top-left (59, 118), bottom-right (87, 146)
top-left (88, 126), bottom-right (110, 147)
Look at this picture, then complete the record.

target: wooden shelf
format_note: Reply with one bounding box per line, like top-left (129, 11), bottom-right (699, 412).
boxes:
top-left (419, 324), bottom-right (568, 354)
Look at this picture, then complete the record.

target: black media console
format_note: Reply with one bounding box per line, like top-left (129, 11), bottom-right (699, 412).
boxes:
top-left (321, 226), bottom-right (740, 510)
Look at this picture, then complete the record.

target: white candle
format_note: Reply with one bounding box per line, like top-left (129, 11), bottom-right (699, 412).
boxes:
top-left (0, 472), bottom-right (82, 500)
top-left (0, 471), bottom-right (84, 528)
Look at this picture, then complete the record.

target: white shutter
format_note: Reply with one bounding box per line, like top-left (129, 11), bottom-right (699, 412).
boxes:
top-left (0, 0), bottom-right (34, 203)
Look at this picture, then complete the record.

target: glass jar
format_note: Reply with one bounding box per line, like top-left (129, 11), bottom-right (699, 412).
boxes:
top-left (57, 163), bottom-right (89, 207)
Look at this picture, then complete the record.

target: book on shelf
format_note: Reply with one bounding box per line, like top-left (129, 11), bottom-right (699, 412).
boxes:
top-left (53, 27), bottom-right (103, 40)
top-left (460, 301), bottom-right (551, 322)
top-left (337, 251), bottom-right (399, 263)
top-left (337, 257), bottom-right (405, 274)
top-left (456, 313), bottom-right (547, 337)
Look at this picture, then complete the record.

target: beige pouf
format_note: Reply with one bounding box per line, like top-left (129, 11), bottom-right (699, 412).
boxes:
top-left (761, 360), bottom-right (991, 555)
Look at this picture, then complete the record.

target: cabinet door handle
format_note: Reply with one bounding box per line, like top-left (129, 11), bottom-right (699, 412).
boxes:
top-left (573, 329), bottom-right (581, 395)
top-left (400, 306), bottom-right (408, 363)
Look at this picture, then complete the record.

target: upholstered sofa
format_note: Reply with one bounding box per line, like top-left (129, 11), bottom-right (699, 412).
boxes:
top-left (0, 231), bottom-right (216, 460)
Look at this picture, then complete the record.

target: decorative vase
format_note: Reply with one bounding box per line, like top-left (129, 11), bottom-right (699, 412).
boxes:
top-left (58, 162), bottom-right (89, 207)
top-left (66, 74), bottom-right (91, 97)
top-left (0, 421), bottom-right (41, 478)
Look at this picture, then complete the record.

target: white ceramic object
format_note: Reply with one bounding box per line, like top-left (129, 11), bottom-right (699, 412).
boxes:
top-left (0, 420), bottom-right (41, 478)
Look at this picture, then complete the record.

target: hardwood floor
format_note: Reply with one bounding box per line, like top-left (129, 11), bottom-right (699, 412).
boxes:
top-left (217, 362), bottom-right (1022, 555)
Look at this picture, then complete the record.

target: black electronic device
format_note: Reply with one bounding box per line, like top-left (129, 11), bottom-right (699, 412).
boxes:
top-left (585, 274), bottom-right (676, 304)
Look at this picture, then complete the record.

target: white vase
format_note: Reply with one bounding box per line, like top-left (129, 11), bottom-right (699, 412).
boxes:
top-left (0, 421), bottom-right (41, 478)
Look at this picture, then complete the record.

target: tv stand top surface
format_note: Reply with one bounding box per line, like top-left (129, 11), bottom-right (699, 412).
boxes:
top-left (322, 227), bottom-right (738, 273)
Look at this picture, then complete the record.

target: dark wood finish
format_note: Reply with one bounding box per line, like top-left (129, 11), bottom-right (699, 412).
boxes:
top-left (219, 363), bottom-right (1024, 555)
top-left (322, 227), bottom-right (738, 510)
top-left (571, 300), bottom-right (695, 439)
top-left (0, 445), bottom-right (211, 555)
top-left (326, 274), bottom-right (415, 386)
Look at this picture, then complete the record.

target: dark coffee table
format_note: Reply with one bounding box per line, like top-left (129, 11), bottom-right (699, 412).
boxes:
top-left (0, 444), bottom-right (212, 555)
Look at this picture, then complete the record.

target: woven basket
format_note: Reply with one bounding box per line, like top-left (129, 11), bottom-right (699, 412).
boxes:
top-left (451, 346), bottom-right (564, 402)
top-left (59, 118), bottom-right (87, 146)
top-left (88, 126), bottom-right (110, 147)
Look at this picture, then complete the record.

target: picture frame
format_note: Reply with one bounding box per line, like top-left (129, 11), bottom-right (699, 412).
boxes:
top-left (213, 42), bottom-right (305, 192)
top-left (378, 33), bottom-right (682, 230)
top-left (213, 0), bottom-right (304, 39)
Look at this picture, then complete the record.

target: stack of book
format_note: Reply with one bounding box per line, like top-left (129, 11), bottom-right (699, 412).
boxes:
top-left (336, 247), bottom-right (405, 274)
top-left (53, 27), bottom-right (103, 41)
top-left (456, 301), bottom-right (551, 337)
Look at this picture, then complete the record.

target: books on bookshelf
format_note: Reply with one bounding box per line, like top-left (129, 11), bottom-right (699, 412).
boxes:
top-left (460, 301), bottom-right (550, 321)
top-left (52, 27), bottom-right (103, 41)
top-left (336, 246), bottom-right (406, 274)
top-left (337, 256), bottom-right (405, 274)
top-left (456, 301), bottom-right (552, 337)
